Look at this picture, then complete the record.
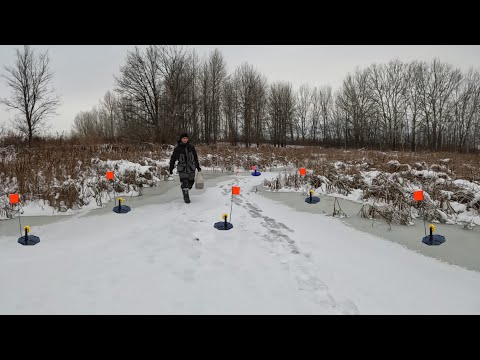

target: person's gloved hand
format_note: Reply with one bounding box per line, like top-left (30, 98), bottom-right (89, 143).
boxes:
top-left (197, 167), bottom-right (201, 172)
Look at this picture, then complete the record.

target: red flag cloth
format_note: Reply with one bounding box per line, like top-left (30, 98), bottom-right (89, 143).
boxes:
top-left (413, 190), bottom-right (424, 201)
top-left (9, 193), bottom-right (19, 204)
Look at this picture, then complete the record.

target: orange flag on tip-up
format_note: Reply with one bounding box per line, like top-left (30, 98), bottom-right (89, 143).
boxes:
top-left (9, 193), bottom-right (19, 205)
top-left (106, 171), bottom-right (114, 180)
top-left (413, 190), bottom-right (424, 201)
top-left (232, 186), bottom-right (240, 195)
top-left (299, 168), bottom-right (306, 176)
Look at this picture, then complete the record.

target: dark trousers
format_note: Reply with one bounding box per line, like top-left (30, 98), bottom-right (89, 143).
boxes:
top-left (179, 172), bottom-right (195, 190)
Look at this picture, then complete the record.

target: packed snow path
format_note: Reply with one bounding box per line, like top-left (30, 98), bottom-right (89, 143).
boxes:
top-left (1, 172), bottom-right (480, 314)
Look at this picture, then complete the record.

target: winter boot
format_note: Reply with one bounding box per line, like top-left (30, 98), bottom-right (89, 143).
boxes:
top-left (182, 188), bottom-right (191, 203)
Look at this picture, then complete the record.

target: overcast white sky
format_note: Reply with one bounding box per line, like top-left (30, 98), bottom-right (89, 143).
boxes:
top-left (1, 45), bottom-right (480, 134)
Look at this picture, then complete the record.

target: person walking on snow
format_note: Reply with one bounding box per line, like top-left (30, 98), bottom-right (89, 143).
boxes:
top-left (169, 133), bottom-right (201, 203)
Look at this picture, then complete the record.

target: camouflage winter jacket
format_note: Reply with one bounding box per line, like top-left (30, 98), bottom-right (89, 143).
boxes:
top-left (169, 142), bottom-right (200, 174)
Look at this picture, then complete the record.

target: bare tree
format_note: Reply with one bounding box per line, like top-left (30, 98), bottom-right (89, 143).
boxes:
top-left (0, 45), bottom-right (61, 146)
top-left (199, 49), bottom-right (227, 144)
top-left (282, 82), bottom-right (296, 146)
top-left (209, 49), bottom-right (227, 143)
top-left (366, 60), bottom-right (408, 149)
top-left (252, 74), bottom-right (268, 146)
top-left (174, 54), bottom-right (197, 140)
top-left (73, 107), bottom-right (101, 140)
top-left (318, 85), bottom-right (333, 143)
top-left (188, 50), bottom-right (201, 140)
top-left (234, 63), bottom-right (265, 147)
top-left (116, 97), bottom-right (152, 141)
top-left (417, 58), bottom-right (462, 150)
top-left (114, 46), bottom-right (162, 141)
top-left (450, 69), bottom-right (480, 151)
top-left (222, 78), bottom-right (239, 145)
top-left (310, 87), bottom-right (320, 142)
top-left (267, 83), bottom-right (281, 146)
top-left (337, 68), bottom-right (373, 148)
top-left (331, 92), bottom-right (346, 147)
top-left (296, 84), bottom-right (312, 142)
top-left (404, 61), bottom-right (425, 151)
top-left (99, 91), bottom-right (119, 139)
top-left (157, 45), bottom-right (195, 141)
top-left (268, 81), bottom-right (295, 147)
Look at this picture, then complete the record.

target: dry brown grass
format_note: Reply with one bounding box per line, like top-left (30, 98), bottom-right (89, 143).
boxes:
top-left (1, 142), bottom-right (479, 221)
top-left (0, 143), bottom-right (170, 216)
top-left (195, 144), bottom-right (479, 180)
top-left (250, 145), bottom-right (480, 225)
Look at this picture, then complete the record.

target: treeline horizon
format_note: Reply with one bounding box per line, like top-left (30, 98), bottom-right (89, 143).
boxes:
top-left (2, 45), bottom-right (480, 152)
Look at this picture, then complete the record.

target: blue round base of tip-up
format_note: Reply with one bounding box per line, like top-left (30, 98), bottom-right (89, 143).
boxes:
top-left (422, 234), bottom-right (446, 246)
top-left (251, 171), bottom-right (261, 176)
top-left (113, 205), bottom-right (131, 214)
top-left (18, 235), bottom-right (41, 246)
top-left (214, 221), bottom-right (233, 230)
top-left (305, 196), bottom-right (320, 204)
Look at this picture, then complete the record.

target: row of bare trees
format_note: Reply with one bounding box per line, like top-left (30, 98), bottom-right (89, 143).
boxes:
top-left (1, 46), bottom-right (478, 151)
top-left (333, 60), bottom-right (480, 151)
top-left (72, 46), bottom-right (480, 151)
